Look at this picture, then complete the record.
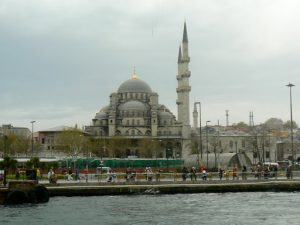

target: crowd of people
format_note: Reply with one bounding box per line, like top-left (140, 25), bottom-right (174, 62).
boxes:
top-left (40, 163), bottom-right (296, 184)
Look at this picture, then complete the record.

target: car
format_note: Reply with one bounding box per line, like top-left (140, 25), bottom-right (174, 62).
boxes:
top-left (96, 167), bottom-right (111, 174)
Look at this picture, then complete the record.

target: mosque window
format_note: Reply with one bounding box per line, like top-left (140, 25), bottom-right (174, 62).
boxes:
top-left (229, 141), bottom-right (233, 148)
top-left (132, 119), bottom-right (134, 125)
top-left (135, 93), bottom-right (138, 99)
top-left (137, 120), bottom-right (140, 125)
top-left (242, 140), bottom-right (245, 148)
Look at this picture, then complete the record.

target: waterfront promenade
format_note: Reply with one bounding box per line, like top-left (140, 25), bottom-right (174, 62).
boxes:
top-left (37, 171), bottom-right (300, 196)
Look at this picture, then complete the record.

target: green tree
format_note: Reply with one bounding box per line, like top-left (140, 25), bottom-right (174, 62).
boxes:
top-left (56, 128), bottom-right (87, 157)
top-left (0, 134), bottom-right (30, 156)
top-left (0, 156), bottom-right (18, 173)
top-left (106, 136), bottom-right (131, 158)
top-left (138, 139), bottom-right (156, 158)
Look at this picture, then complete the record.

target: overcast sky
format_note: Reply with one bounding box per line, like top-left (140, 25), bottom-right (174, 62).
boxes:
top-left (1, 0), bottom-right (300, 131)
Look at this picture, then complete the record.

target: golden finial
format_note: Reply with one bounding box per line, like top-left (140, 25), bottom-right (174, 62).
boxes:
top-left (131, 66), bottom-right (137, 80)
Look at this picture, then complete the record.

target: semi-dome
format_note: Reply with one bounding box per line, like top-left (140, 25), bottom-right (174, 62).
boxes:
top-left (119, 100), bottom-right (148, 111)
top-left (95, 111), bottom-right (108, 119)
top-left (99, 105), bottom-right (110, 112)
top-left (118, 78), bottom-right (152, 93)
top-left (158, 111), bottom-right (174, 119)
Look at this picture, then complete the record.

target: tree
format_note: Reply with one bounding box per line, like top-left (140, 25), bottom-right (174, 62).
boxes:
top-left (0, 156), bottom-right (18, 173)
top-left (263, 118), bottom-right (284, 130)
top-left (0, 134), bottom-right (30, 156)
top-left (106, 136), bottom-right (130, 158)
top-left (56, 128), bottom-right (87, 157)
top-left (138, 139), bottom-right (156, 158)
top-left (209, 135), bottom-right (220, 169)
top-left (232, 122), bottom-right (250, 132)
top-left (283, 120), bottom-right (298, 130)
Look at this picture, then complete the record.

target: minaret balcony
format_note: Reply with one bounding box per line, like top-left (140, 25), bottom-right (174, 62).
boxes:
top-left (176, 100), bottom-right (182, 105)
top-left (176, 86), bottom-right (191, 93)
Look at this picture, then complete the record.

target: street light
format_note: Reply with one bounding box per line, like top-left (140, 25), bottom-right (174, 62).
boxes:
top-left (195, 102), bottom-right (202, 169)
top-left (206, 120), bottom-right (210, 169)
top-left (286, 83), bottom-right (295, 166)
top-left (30, 121), bottom-right (36, 156)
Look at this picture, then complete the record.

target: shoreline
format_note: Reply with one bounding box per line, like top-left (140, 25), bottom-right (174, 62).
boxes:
top-left (45, 180), bottom-right (300, 196)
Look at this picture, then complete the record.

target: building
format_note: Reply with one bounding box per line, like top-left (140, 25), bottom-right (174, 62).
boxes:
top-left (85, 22), bottom-right (192, 159)
top-left (276, 142), bottom-right (300, 162)
top-left (0, 124), bottom-right (31, 138)
top-left (33, 126), bottom-right (73, 157)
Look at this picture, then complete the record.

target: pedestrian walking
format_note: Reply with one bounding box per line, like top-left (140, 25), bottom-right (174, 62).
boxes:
top-left (218, 168), bottom-right (224, 180)
top-left (68, 167), bottom-right (73, 181)
top-left (242, 165), bottom-right (247, 180)
top-left (190, 167), bottom-right (197, 181)
top-left (182, 167), bottom-right (188, 181)
top-left (232, 165), bottom-right (238, 180)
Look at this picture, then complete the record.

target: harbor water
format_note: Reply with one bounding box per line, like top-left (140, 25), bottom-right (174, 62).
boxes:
top-left (1, 192), bottom-right (300, 225)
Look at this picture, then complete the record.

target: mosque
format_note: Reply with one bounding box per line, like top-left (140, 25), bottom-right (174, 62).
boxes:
top-left (85, 22), bottom-right (192, 160)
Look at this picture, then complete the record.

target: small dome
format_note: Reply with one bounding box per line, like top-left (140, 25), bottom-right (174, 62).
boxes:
top-left (118, 78), bottom-right (152, 93)
top-left (95, 111), bottom-right (108, 119)
top-left (99, 105), bottom-right (110, 112)
top-left (119, 100), bottom-right (148, 111)
top-left (158, 111), bottom-right (174, 119)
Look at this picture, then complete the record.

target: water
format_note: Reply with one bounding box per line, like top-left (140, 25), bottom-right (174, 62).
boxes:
top-left (1, 192), bottom-right (300, 225)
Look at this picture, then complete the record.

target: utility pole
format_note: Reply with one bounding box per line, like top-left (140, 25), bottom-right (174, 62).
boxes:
top-left (286, 83), bottom-right (295, 166)
top-left (30, 121), bottom-right (36, 156)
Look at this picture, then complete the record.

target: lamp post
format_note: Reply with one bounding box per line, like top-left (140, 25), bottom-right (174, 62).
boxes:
top-left (206, 120), bottom-right (210, 169)
top-left (195, 102), bottom-right (202, 169)
top-left (235, 141), bottom-right (238, 154)
top-left (30, 120), bottom-right (36, 156)
top-left (286, 83), bottom-right (295, 166)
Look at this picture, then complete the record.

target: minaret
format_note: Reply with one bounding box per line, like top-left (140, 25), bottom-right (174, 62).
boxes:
top-left (193, 102), bottom-right (198, 129)
top-left (176, 22), bottom-right (191, 139)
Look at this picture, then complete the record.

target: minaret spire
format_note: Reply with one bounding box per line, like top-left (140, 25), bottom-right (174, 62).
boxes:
top-left (183, 21), bottom-right (188, 43)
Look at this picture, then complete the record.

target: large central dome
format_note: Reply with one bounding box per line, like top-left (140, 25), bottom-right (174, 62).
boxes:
top-left (117, 78), bottom-right (152, 93)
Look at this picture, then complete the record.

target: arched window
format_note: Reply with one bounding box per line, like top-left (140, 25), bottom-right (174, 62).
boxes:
top-left (242, 140), bottom-right (245, 148)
